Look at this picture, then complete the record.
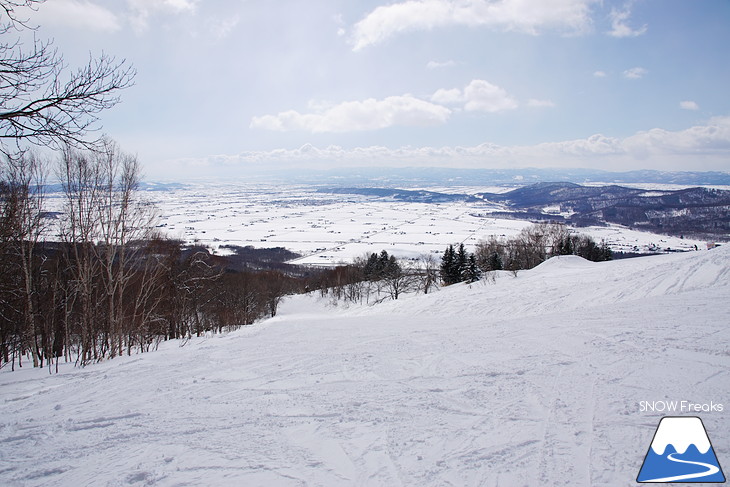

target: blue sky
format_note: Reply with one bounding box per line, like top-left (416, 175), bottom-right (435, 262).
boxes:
top-left (25, 0), bottom-right (730, 179)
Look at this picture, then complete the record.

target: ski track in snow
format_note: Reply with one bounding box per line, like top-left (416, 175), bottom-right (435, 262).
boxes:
top-left (1, 248), bottom-right (729, 486)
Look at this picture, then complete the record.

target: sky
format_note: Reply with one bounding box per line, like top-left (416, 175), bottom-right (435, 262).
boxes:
top-left (20, 0), bottom-right (730, 180)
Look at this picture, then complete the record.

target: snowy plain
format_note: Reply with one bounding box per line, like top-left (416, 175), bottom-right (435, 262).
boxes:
top-left (125, 182), bottom-right (711, 265)
top-left (1, 243), bottom-right (728, 486)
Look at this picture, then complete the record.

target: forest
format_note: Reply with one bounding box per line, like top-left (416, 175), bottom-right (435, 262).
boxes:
top-left (0, 145), bottom-right (312, 370)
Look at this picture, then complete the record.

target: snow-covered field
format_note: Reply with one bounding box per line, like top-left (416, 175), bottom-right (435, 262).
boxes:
top-left (131, 182), bottom-right (708, 265)
top-left (2, 245), bottom-right (728, 486)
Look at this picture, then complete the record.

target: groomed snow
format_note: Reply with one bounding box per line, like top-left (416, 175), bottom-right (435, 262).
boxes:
top-left (1, 247), bottom-right (728, 486)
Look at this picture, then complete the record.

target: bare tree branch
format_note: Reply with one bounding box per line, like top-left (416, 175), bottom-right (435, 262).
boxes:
top-left (0, 0), bottom-right (42, 31)
top-left (0, 0), bottom-right (135, 157)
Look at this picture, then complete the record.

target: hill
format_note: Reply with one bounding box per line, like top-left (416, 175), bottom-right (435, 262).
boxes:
top-left (315, 182), bottom-right (730, 238)
top-left (317, 187), bottom-right (479, 203)
top-left (1, 247), bottom-right (728, 486)
top-left (479, 182), bottom-right (730, 236)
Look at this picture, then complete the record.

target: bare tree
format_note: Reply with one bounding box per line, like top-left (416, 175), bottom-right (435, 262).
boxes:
top-left (94, 139), bottom-right (158, 357)
top-left (58, 141), bottom-right (162, 363)
top-left (416, 253), bottom-right (439, 294)
top-left (0, 0), bottom-right (135, 156)
top-left (381, 257), bottom-right (416, 301)
top-left (4, 151), bottom-right (46, 367)
top-left (58, 147), bottom-right (103, 363)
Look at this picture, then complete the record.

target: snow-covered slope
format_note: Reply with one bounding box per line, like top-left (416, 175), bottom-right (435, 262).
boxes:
top-left (1, 248), bottom-right (728, 486)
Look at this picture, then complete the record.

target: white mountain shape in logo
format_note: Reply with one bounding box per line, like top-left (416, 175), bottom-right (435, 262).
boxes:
top-left (650, 417), bottom-right (711, 455)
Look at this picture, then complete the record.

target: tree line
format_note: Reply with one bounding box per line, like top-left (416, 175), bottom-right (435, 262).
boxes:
top-left (473, 222), bottom-right (612, 274)
top-left (0, 0), bottom-right (289, 370)
top-left (312, 250), bottom-right (440, 305)
top-left (0, 145), bottom-right (307, 370)
top-left (442, 223), bottom-right (612, 286)
top-left (313, 223), bottom-right (612, 305)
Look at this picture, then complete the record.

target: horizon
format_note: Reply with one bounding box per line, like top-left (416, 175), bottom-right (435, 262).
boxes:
top-left (133, 166), bottom-right (730, 187)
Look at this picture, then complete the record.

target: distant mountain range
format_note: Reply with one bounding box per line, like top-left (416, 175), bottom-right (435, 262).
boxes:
top-left (323, 182), bottom-right (730, 238)
top-left (317, 187), bottom-right (480, 203)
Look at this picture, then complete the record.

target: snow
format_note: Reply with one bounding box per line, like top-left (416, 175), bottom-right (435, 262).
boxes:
top-left (40, 182), bottom-right (712, 265)
top-left (1, 247), bottom-right (729, 486)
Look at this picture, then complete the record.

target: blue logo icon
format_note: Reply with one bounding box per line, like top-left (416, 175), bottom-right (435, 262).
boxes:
top-left (637, 416), bottom-right (725, 483)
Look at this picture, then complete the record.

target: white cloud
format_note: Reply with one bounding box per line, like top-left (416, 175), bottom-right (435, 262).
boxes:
top-left (232, 116), bottom-right (730, 171)
top-left (207, 14), bottom-right (240, 40)
top-left (333, 13), bottom-right (347, 36)
top-left (527, 99), bottom-right (556, 108)
top-left (623, 116), bottom-right (730, 155)
top-left (464, 80), bottom-right (519, 112)
top-left (623, 67), bottom-right (647, 79)
top-left (607, 4), bottom-right (647, 38)
top-left (252, 81), bottom-right (527, 134)
top-left (34, 0), bottom-right (121, 32)
top-left (431, 88), bottom-right (465, 105)
top-left (250, 95), bottom-right (452, 133)
top-left (679, 101), bottom-right (699, 111)
top-left (543, 117), bottom-right (730, 161)
top-left (427, 60), bottom-right (456, 69)
top-left (351, 0), bottom-right (597, 50)
top-left (126, 0), bottom-right (198, 33)
top-left (432, 80), bottom-right (519, 113)
top-left (535, 133), bottom-right (623, 157)
top-left (593, 70), bottom-right (607, 78)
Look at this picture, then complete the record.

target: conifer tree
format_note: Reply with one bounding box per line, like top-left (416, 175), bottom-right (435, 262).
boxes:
top-left (599, 240), bottom-right (613, 261)
top-left (440, 244), bottom-right (456, 285)
top-left (488, 252), bottom-right (503, 271)
top-left (464, 254), bottom-right (481, 283)
top-left (363, 252), bottom-right (379, 280)
top-left (378, 250), bottom-right (390, 277)
top-left (456, 243), bottom-right (468, 278)
top-left (556, 235), bottom-right (574, 256)
top-left (384, 254), bottom-right (400, 278)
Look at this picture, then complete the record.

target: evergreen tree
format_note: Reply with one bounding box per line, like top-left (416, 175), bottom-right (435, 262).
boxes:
top-left (464, 254), bottom-right (481, 283)
top-left (441, 244), bottom-right (474, 285)
top-left (377, 250), bottom-right (390, 277)
top-left (556, 235), bottom-right (574, 256)
top-left (453, 243), bottom-right (469, 282)
top-left (384, 254), bottom-right (401, 278)
top-left (456, 243), bottom-right (468, 280)
top-left (488, 252), bottom-right (503, 271)
top-left (363, 252), bottom-right (379, 280)
top-left (440, 245), bottom-right (456, 285)
top-left (599, 240), bottom-right (613, 261)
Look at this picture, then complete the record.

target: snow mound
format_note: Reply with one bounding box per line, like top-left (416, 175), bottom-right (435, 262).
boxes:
top-left (531, 254), bottom-right (596, 272)
top-left (356, 247), bottom-right (729, 324)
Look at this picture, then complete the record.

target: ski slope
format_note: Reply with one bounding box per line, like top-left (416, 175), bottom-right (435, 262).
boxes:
top-left (1, 247), bottom-right (728, 486)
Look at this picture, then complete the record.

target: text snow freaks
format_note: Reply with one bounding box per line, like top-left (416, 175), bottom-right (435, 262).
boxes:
top-left (639, 401), bottom-right (724, 413)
